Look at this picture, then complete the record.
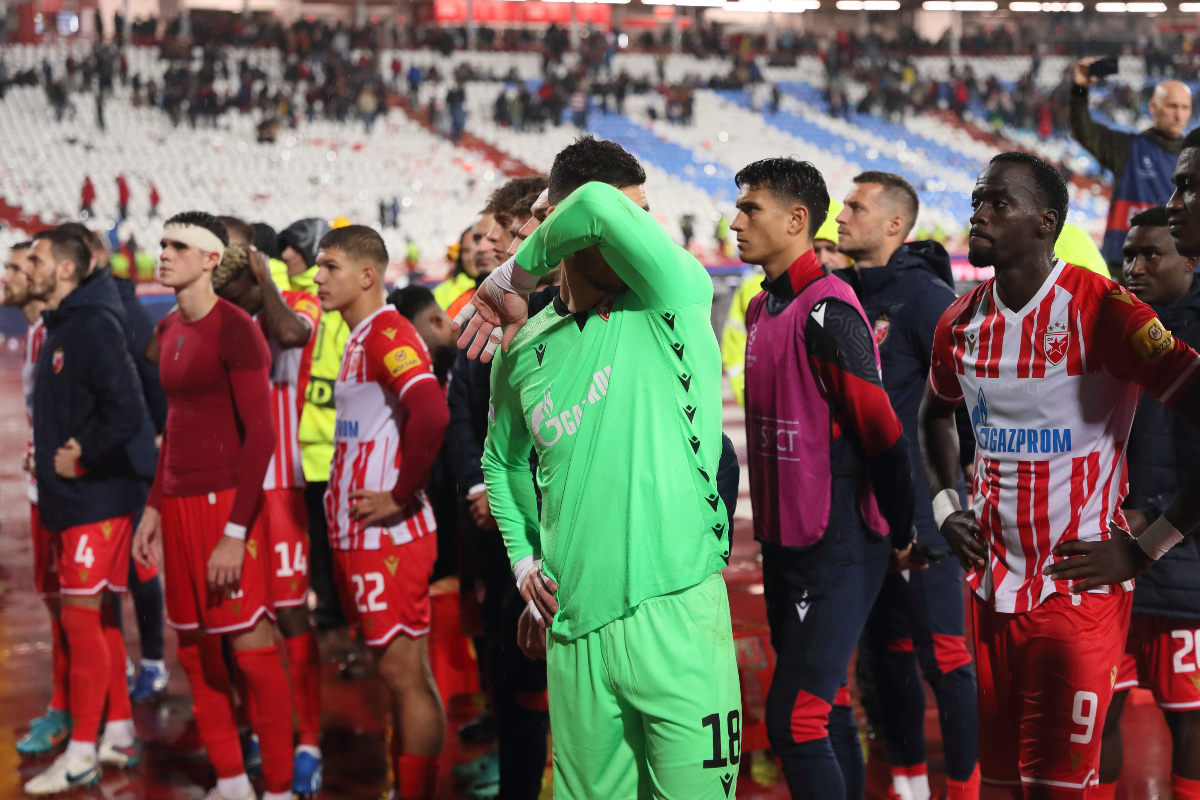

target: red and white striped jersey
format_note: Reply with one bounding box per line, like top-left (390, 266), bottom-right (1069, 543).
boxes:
top-left (929, 260), bottom-right (1200, 613)
top-left (325, 305), bottom-right (438, 550)
top-left (24, 317), bottom-right (44, 504)
top-left (261, 291), bottom-right (321, 491)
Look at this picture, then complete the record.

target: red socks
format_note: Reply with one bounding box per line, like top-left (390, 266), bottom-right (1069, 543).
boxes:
top-left (286, 632), bottom-right (322, 747)
top-left (59, 605), bottom-right (108, 743)
top-left (234, 646), bottom-right (294, 795)
top-left (1173, 775), bottom-right (1200, 800)
top-left (1090, 783), bottom-right (1117, 800)
top-left (176, 637), bottom-right (243, 779)
top-left (101, 604), bottom-right (132, 723)
top-left (49, 616), bottom-right (70, 713)
top-left (396, 754), bottom-right (439, 800)
top-left (947, 765), bottom-right (981, 800)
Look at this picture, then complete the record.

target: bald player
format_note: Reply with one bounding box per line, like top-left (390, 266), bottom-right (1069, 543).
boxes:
top-left (1073, 62), bottom-right (1192, 275)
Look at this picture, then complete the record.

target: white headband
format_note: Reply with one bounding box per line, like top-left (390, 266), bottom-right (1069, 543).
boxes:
top-left (162, 222), bottom-right (226, 260)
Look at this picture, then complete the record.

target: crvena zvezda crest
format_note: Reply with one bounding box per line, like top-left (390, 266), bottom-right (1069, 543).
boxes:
top-left (1044, 322), bottom-right (1069, 366)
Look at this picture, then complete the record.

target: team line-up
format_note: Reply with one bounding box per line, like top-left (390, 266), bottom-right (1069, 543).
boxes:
top-left (9, 131), bottom-right (1200, 800)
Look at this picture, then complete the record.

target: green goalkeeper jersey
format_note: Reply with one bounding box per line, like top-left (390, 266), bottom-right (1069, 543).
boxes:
top-left (482, 182), bottom-right (730, 641)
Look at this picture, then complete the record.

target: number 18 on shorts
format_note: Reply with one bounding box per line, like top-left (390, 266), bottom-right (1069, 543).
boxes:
top-left (547, 575), bottom-right (741, 800)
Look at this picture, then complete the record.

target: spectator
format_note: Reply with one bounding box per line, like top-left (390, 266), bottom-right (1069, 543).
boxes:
top-left (116, 174), bottom-right (130, 220)
top-left (80, 176), bottom-right (95, 219)
top-left (1072, 58), bottom-right (1192, 275)
top-left (447, 83), bottom-right (466, 143)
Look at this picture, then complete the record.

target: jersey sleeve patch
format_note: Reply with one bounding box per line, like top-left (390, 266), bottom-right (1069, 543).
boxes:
top-left (384, 345), bottom-right (424, 377)
top-left (1130, 318), bottom-right (1175, 364)
top-left (291, 295), bottom-right (320, 324)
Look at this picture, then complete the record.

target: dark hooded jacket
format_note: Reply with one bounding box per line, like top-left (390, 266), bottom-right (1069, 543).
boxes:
top-left (278, 218), bottom-right (331, 269)
top-left (837, 240), bottom-right (959, 547)
top-left (1124, 274), bottom-right (1200, 620)
top-left (33, 268), bottom-right (157, 531)
top-left (114, 274), bottom-right (168, 433)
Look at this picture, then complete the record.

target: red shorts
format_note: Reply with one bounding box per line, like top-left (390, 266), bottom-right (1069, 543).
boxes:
top-left (254, 488), bottom-right (310, 609)
top-left (973, 590), bottom-right (1132, 793)
top-left (333, 532), bottom-right (436, 648)
top-left (162, 489), bottom-right (273, 635)
top-left (30, 504), bottom-right (60, 598)
top-left (57, 513), bottom-right (132, 596)
top-left (1116, 613), bottom-right (1200, 710)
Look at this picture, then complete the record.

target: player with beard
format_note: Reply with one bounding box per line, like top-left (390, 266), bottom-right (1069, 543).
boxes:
top-left (23, 226), bottom-right (151, 793)
top-left (834, 172), bottom-right (979, 800)
top-left (133, 212), bottom-right (292, 800)
top-left (1090, 206), bottom-right (1200, 800)
top-left (921, 152), bottom-right (1200, 798)
top-left (2, 241), bottom-right (71, 757)
top-left (211, 236), bottom-right (326, 798)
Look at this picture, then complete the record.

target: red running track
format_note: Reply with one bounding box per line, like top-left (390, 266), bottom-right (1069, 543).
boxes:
top-left (0, 349), bottom-right (1174, 799)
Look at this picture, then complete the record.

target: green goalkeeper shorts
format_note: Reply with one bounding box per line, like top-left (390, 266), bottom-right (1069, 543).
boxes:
top-left (546, 573), bottom-right (741, 800)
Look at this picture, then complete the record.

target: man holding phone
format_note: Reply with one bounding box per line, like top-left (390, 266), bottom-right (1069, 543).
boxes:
top-left (1072, 57), bottom-right (1192, 276)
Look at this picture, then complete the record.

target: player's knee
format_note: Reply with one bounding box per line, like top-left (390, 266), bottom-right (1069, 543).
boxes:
top-left (766, 687), bottom-right (832, 751)
top-left (377, 636), bottom-right (436, 695)
top-left (1165, 708), bottom-right (1200, 743)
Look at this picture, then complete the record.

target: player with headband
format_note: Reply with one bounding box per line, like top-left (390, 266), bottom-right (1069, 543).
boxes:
top-left (132, 212), bottom-right (293, 800)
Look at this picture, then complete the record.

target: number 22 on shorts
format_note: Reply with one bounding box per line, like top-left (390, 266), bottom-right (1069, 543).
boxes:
top-left (352, 572), bottom-right (388, 613)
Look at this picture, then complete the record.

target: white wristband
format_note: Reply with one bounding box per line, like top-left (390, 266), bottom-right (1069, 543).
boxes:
top-left (512, 555), bottom-right (539, 588)
top-left (223, 522), bottom-right (247, 541)
top-left (1136, 517), bottom-right (1185, 561)
top-left (512, 555), bottom-right (544, 623)
top-left (488, 256), bottom-right (540, 296)
top-left (932, 489), bottom-right (961, 531)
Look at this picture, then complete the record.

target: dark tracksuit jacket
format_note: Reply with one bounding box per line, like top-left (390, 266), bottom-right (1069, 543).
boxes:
top-left (837, 240), bottom-right (959, 551)
top-left (1124, 275), bottom-right (1200, 620)
top-left (33, 268), bottom-right (156, 531)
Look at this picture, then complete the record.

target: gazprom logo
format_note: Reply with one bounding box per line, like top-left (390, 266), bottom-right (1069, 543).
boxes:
top-left (972, 386), bottom-right (1071, 455)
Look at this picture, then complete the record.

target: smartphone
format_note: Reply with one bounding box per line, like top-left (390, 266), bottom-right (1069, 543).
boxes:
top-left (1088, 56), bottom-right (1119, 79)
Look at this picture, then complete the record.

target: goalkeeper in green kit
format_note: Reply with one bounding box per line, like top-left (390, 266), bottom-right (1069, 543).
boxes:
top-left (453, 136), bottom-right (741, 800)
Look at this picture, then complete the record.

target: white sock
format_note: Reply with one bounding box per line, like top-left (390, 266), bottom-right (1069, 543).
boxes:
top-left (910, 773), bottom-right (931, 800)
top-left (891, 774), bottom-right (914, 800)
top-left (103, 719), bottom-right (136, 748)
top-left (65, 739), bottom-right (97, 765)
top-left (296, 744), bottom-right (321, 758)
top-left (263, 792), bottom-right (292, 800)
top-left (140, 658), bottom-right (166, 670)
top-left (216, 774), bottom-right (252, 800)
